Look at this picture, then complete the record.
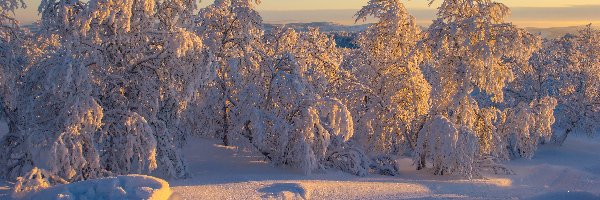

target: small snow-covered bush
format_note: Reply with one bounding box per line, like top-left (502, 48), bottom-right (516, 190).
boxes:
top-left (267, 98), bottom-right (364, 175)
top-left (370, 155), bottom-right (400, 176)
top-left (415, 115), bottom-right (480, 178)
top-left (12, 167), bottom-right (67, 198)
top-left (326, 146), bottom-right (370, 176)
top-left (501, 97), bottom-right (558, 159)
top-left (98, 112), bottom-right (158, 176)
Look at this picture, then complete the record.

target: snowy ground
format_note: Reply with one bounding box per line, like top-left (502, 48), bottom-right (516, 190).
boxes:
top-left (1, 130), bottom-right (598, 199)
top-left (170, 136), bottom-right (600, 200)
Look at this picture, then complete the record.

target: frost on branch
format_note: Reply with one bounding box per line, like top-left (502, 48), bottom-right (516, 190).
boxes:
top-left (0, 0), bottom-right (25, 33)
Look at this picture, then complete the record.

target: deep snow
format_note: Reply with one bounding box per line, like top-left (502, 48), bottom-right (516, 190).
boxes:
top-left (1, 129), bottom-right (599, 199)
top-left (11, 175), bottom-right (171, 200)
top-left (168, 135), bottom-right (600, 199)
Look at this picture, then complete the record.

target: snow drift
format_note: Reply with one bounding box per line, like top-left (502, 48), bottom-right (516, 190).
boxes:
top-left (16, 175), bottom-right (171, 200)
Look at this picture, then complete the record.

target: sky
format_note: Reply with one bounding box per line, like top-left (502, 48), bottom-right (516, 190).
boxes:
top-left (12, 0), bottom-right (600, 28)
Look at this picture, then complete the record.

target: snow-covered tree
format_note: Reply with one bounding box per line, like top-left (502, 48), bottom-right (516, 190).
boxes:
top-left (9, 50), bottom-right (105, 182)
top-left (225, 26), bottom-right (369, 176)
top-left (192, 0), bottom-right (264, 145)
top-left (79, 0), bottom-right (202, 179)
top-left (498, 36), bottom-right (565, 159)
top-left (344, 0), bottom-right (431, 159)
top-left (537, 25), bottom-right (600, 144)
top-left (0, 0), bottom-right (26, 134)
top-left (417, 0), bottom-right (541, 176)
top-left (0, 0), bottom-right (28, 181)
top-left (423, 0), bottom-right (540, 114)
top-left (1, 0), bottom-right (205, 183)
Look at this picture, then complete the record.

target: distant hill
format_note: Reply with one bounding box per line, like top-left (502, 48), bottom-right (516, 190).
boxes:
top-left (23, 21), bottom-right (594, 40)
top-left (265, 22), bottom-right (596, 40)
top-left (264, 22), bottom-right (370, 33)
top-left (525, 26), bottom-right (592, 39)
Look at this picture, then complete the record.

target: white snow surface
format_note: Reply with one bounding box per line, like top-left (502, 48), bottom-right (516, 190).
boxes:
top-left (169, 136), bottom-right (600, 200)
top-left (1, 135), bottom-right (598, 199)
top-left (15, 175), bottom-right (171, 200)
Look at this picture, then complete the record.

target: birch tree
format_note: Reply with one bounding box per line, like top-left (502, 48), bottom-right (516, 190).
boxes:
top-left (417, 0), bottom-right (541, 177)
top-left (345, 0), bottom-right (431, 159)
top-left (193, 0), bottom-right (263, 145)
top-left (2, 0), bottom-right (205, 184)
top-left (541, 25), bottom-right (600, 144)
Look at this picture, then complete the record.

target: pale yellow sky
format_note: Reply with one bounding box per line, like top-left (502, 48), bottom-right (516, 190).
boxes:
top-left (12, 0), bottom-right (600, 27)
top-left (201, 0), bottom-right (600, 10)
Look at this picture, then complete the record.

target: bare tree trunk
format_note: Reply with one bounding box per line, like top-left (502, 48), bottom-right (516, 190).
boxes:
top-left (2, 106), bottom-right (19, 135)
top-left (222, 101), bottom-right (229, 146)
top-left (555, 127), bottom-right (572, 146)
top-left (416, 143), bottom-right (426, 170)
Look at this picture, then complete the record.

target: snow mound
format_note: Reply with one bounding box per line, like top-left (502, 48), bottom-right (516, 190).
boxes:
top-left (20, 175), bottom-right (171, 200)
top-left (259, 183), bottom-right (309, 200)
top-left (527, 191), bottom-right (600, 200)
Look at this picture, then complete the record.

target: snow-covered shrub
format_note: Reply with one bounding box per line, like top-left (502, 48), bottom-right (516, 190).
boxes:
top-left (288, 106), bottom-right (330, 174)
top-left (415, 116), bottom-right (480, 178)
top-left (98, 112), bottom-right (158, 176)
top-left (370, 155), bottom-right (401, 176)
top-left (500, 97), bottom-right (558, 159)
top-left (326, 145), bottom-right (371, 177)
top-left (12, 167), bottom-right (67, 198)
top-left (278, 98), bottom-right (368, 176)
top-left (150, 119), bottom-right (189, 179)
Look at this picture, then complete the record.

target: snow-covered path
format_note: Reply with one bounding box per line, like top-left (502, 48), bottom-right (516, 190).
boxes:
top-left (170, 136), bottom-right (600, 199)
